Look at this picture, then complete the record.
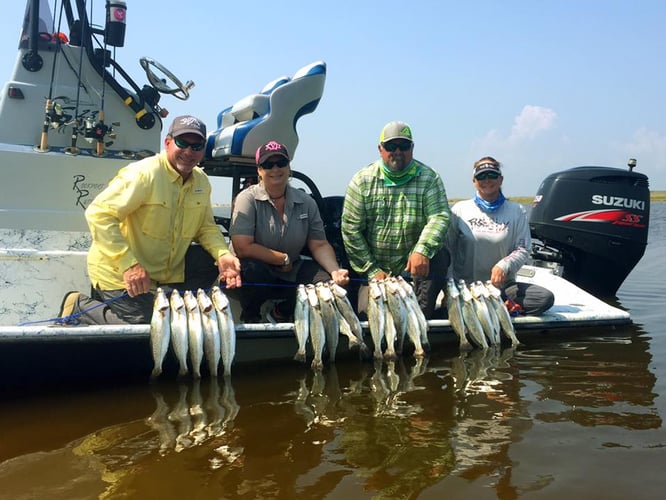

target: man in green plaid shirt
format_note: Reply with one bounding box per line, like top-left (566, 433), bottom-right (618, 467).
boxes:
top-left (341, 121), bottom-right (451, 319)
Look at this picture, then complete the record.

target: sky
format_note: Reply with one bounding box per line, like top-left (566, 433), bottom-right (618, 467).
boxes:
top-left (1, 0), bottom-right (664, 199)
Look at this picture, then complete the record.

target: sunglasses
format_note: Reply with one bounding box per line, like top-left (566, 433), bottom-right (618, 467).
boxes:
top-left (382, 140), bottom-right (412, 152)
top-left (261, 158), bottom-right (290, 169)
top-left (475, 171), bottom-right (501, 181)
top-left (173, 137), bottom-right (205, 151)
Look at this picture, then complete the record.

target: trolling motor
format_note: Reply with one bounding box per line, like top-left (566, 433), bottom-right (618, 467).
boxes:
top-left (529, 160), bottom-right (650, 297)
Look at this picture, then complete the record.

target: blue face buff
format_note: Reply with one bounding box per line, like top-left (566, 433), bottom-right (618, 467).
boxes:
top-left (474, 191), bottom-right (506, 212)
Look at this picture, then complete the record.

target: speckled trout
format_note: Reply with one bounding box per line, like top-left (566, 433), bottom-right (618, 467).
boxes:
top-left (469, 281), bottom-right (499, 346)
top-left (396, 276), bottom-right (430, 349)
top-left (306, 284), bottom-right (326, 371)
top-left (316, 282), bottom-right (339, 363)
top-left (328, 280), bottom-right (369, 357)
top-left (367, 278), bottom-right (386, 361)
top-left (446, 279), bottom-right (473, 351)
top-left (484, 281), bottom-right (520, 347)
top-left (211, 286), bottom-right (236, 377)
top-left (458, 279), bottom-right (488, 349)
top-left (183, 290), bottom-right (204, 379)
top-left (197, 288), bottom-right (221, 377)
top-left (149, 287), bottom-right (171, 378)
top-left (169, 289), bottom-right (190, 376)
top-left (293, 284), bottom-right (310, 363)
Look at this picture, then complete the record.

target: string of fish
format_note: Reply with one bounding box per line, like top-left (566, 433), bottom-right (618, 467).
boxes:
top-left (150, 286), bottom-right (235, 380)
top-left (445, 278), bottom-right (521, 351)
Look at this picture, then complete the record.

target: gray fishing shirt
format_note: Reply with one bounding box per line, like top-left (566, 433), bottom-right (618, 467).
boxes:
top-left (229, 183), bottom-right (327, 281)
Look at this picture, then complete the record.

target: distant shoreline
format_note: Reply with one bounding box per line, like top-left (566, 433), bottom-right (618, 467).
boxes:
top-left (450, 190), bottom-right (666, 205)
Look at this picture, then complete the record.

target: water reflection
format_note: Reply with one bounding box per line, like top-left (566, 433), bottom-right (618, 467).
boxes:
top-left (145, 379), bottom-right (240, 455)
top-left (517, 331), bottom-right (660, 430)
top-left (0, 326), bottom-right (659, 498)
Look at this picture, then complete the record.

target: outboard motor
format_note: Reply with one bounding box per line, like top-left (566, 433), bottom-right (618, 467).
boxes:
top-left (529, 163), bottom-right (650, 297)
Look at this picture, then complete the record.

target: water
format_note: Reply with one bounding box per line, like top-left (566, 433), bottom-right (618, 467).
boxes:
top-left (1, 205), bottom-right (665, 499)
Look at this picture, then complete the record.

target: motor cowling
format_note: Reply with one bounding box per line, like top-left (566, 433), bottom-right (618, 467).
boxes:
top-left (529, 166), bottom-right (650, 297)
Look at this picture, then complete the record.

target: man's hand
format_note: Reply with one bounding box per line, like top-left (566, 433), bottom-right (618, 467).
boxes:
top-left (404, 252), bottom-right (430, 278)
top-left (123, 263), bottom-right (152, 297)
top-left (370, 270), bottom-right (389, 281)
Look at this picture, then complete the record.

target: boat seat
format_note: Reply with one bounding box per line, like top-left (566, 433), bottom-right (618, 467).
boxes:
top-left (206, 61), bottom-right (327, 161)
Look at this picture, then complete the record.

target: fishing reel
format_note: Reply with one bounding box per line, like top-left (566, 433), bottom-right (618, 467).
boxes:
top-left (44, 97), bottom-right (74, 131)
top-left (81, 112), bottom-right (117, 147)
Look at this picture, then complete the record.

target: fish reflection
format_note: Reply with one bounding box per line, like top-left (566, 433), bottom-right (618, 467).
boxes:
top-left (290, 358), bottom-right (431, 433)
top-left (329, 357), bottom-right (457, 498)
top-left (444, 346), bottom-right (523, 485)
top-left (292, 367), bottom-right (344, 429)
top-left (146, 378), bottom-right (240, 455)
top-left (450, 345), bottom-right (516, 395)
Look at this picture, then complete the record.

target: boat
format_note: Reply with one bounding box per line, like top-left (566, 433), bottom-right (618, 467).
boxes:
top-left (0, 1), bottom-right (650, 389)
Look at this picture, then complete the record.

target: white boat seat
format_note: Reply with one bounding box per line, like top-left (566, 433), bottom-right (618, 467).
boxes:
top-left (206, 61), bottom-right (326, 161)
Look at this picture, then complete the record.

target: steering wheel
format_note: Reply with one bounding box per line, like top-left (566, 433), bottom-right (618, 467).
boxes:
top-left (139, 56), bottom-right (192, 101)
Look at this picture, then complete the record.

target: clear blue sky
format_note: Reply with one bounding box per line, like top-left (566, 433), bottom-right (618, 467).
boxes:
top-left (1, 1), bottom-right (664, 199)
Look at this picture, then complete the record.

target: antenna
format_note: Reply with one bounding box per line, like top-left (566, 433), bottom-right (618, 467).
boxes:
top-left (628, 158), bottom-right (637, 172)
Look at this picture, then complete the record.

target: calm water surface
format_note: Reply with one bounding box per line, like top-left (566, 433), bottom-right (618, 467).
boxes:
top-left (1, 204), bottom-right (665, 499)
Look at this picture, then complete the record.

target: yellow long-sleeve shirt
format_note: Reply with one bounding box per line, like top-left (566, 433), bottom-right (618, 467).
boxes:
top-left (86, 151), bottom-right (229, 290)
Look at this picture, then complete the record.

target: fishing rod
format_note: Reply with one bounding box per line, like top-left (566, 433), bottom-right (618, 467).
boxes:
top-left (65, 0), bottom-right (88, 155)
top-left (86, 0), bottom-right (126, 156)
top-left (36, 0), bottom-right (67, 152)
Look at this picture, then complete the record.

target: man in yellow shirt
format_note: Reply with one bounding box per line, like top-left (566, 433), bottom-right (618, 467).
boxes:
top-left (57, 115), bottom-right (241, 324)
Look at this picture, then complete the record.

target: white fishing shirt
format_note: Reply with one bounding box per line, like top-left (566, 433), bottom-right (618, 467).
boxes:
top-left (447, 198), bottom-right (530, 283)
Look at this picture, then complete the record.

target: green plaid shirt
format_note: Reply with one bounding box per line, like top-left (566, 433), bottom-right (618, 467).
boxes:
top-left (341, 159), bottom-right (451, 278)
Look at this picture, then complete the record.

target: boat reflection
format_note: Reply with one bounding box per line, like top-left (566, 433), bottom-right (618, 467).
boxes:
top-left (516, 331), bottom-right (661, 429)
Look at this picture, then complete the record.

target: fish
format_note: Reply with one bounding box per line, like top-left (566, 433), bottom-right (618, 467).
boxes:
top-left (169, 289), bottom-right (190, 376)
top-left (385, 278), bottom-right (408, 354)
top-left (183, 290), bottom-right (204, 379)
top-left (149, 287), bottom-right (171, 379)
top-left (293, 284), bottom-right (310, 363)
top-left (328, 280), bottom-right (369, 357)
top-left (469, 281), bottom-right (499, 345)
top-left (386, 277), bottom-right (421, 357)
top-left (375, 279), bottom-right (397, 360)
top-left (458, 279), bottom-right (489, 348)
top-left (211, 286), bottom-right (236, 377)
top-left (316, 282), bottom-right (339, 363)
top-left (446, 279), bottom-right (473, 352)
top-left (366, 278), bottom-right (386, 361)
top-left (485, 280), bottom-right (521, 346)
top-left (383, 296), bottom-right (398, 361)
top-left (396, 275), bottom-right (430, 350)
top-left (197, 288), bottom-right (221, 377)
top-left (306, 284), bottom-right (326, 371)
top-left (475, 281), bottom-right (501, 343)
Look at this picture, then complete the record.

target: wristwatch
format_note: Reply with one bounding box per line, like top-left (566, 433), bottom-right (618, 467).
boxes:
top-left (283, 254), bottom-right (290, 266)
